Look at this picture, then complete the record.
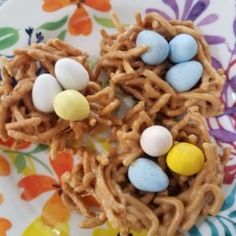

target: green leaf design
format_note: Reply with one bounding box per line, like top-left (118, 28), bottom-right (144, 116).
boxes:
top-left (189, 226), bottom-right (201, 236)
top-left (228, 210), bottom-right (236, 218)
top-left (0, 27), bottom-right (19, 50)
top-left (221, 185), bottom-right (236, 211)
top-left (30, 144), bottom-right (48, 154)
top-left (15, 153), bottom-right (26, 173)
top-left (205, 219), bottom-right (219, 236)
top-left (38, 15), bottom-right (68, 30)
top-left (3, 149), bottom-right (52, 174)
top-left (57, 30), bottom-right (67, 41)
top-left (93, 15), bottom-right (115, 28)
top-left (29, 155), bottom-right (53, 174)
top-left (217, 218), bottom-right (233, 236)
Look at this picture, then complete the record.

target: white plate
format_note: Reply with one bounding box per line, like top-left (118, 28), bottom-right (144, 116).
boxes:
top-left (0, 1), bottom-right (235, 236)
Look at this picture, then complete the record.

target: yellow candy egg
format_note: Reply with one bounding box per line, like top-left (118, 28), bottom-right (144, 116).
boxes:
top-left (166, 142), bottom-right (204, 176)
top-left (53, 90), bottom-right (90, 121)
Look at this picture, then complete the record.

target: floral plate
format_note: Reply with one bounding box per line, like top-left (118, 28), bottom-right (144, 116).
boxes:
top-left (0, 0), bottom-right (236, 236)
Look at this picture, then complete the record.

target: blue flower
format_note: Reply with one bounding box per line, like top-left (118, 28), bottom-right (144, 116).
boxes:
top-left (36, 32), bottom-right (44, 43)
top-left (25, 27), bottom-right (34, 36)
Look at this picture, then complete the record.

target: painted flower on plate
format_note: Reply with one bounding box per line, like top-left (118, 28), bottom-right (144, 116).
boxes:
top-left (18, 151), bottom-right (73, 227)
top-left (146, 0), bottom-right (226, 46)
top-left (0, 156), bottom-right (12, 236)
top-left (0, 138), bottom-right (30, 150)
top-left (42, 0), bottom-right (111, 35)
top-left (0, 154), bottom-right (10, 176)
top-left (0, 217), bottom-right (12, 236)
top-left (224, 165), bottom-right (236, 184)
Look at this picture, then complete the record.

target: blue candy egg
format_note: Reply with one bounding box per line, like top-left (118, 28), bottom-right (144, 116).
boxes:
top-left (136, 30), bottom-right (169, 65)
top-left (169, 34), bottom-right (198, 63)
top-left (128, 158), bottom-right (169, 192)
top-left (166, 60), bottom-right (203, 92)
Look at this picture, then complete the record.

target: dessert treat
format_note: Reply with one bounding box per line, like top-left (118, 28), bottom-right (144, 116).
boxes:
top-left (166, 142), bottom-right (205, 176)
top-left (55, 57), bottom-right (89, 91)
top-left (32, 73), bottom-right (62, 113)
top-left (166, 60), bottom-right (203, 92)
top-left (0, 39), bottom-right (120, 158)
top-left (136, 30), bottom-right (169, 65)
top-left (140, 125), bottom-right (173, 157)
top-left (61, 106), bottom-right (229, 236)
top-left (168, 33), bottom-right (198, 63)
top-left (128, 158), bottom-right (170, 192)
top-left (53, 90), bottom-right (90, 121)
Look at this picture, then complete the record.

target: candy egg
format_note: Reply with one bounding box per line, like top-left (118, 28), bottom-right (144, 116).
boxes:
top-left (169, 34), bottom-right (198, 63)
top-left (140, 125), bottom-right (173, 157)
top-left (136, 30), bottom-right (169, 65)
top-left (167, 142), bottom-right (204, 176)
top-left (55, 58), bottom-right (89, 91)
top-left (32, 73), bottom-right (62, 113)
top-left (128, 158), bottom-right (169, 192)
top-left (53, 90), bottom-right (90, 121)
top-left (166, 60), bottom-right (203, 92)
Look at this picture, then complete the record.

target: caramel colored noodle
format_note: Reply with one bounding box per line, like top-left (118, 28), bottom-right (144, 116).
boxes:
top-left (0, 13), bottom-right (230, 236)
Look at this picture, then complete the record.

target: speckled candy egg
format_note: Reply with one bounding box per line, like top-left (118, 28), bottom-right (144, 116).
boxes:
top-left (166, 60), bottom-right (203, 92)
top-left (169, 34), bottom-right (198, 63)
top-left (55, 58), bottom-right (89, 91)
top-left (128, 158), bottom-right (169, 192)
top-left (136, 30), bottom-right (169, 65)
top-left (167, 142), bottom-right (204, 176)
top-left (140, 125), bottom-right (173, 157)
top-left (32, 73), bottom-right (62, 113)
top-left (53, 90), bottom-right (90, 121)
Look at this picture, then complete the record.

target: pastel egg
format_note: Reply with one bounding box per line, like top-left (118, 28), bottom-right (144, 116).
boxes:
top-left (53, 90), bottom-right (90, 121)
top-left (32, 73), bottom-right (62, 113)
top-left (128, 158), bottom-right (169, 192)
top-left (55, 58), bottom-right (89, 91)
top-left (169, 34), bottom-right (198, 63)
top-left (166, 60), bottom-right (203, 92)
top-left (136, 30), bottom-right (169, 65)
top-left (167, 142), bottom-right (204, 176)
top-left (140, 125), bottom-right (173, 157)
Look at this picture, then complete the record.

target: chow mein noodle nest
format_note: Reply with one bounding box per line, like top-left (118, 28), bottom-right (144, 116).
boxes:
top-left (0, 12), bottom-right (230, 236)
top-left (96, 12), bottom-right (226, 118)
top-left (61, 105), bottom-right (229, 236)
top-left (0, 39), bottom-right (120, 158)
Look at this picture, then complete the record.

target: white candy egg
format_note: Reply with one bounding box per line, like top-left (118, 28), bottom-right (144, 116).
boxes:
top-left (140, 125), bottom-right (173, 157)
top-left (55, 58), bottom-right (89, 91)
top-left (32, 73), bottom-right (62, 113)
